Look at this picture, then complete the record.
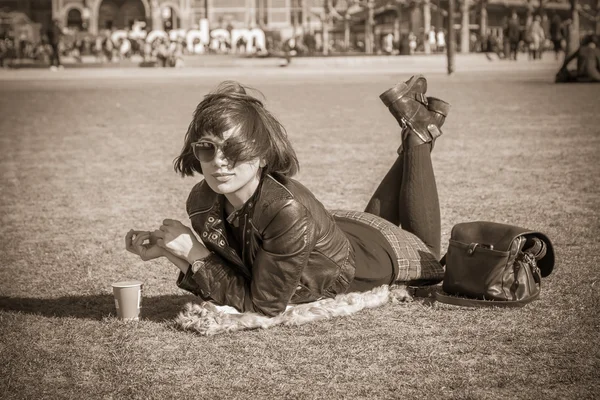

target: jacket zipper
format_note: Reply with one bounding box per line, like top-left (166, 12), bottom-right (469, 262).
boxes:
top-left (241, 213), bottom-right (248, 264)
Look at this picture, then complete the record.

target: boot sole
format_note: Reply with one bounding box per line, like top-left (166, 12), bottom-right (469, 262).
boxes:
top-left (426, 97), bottom-right (451, 117)
top-left (379, 75), bottom-right (426, 107)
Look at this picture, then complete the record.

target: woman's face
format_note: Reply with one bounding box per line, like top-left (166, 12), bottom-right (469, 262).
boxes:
top-left (197, 128), bottom-right (263, 207)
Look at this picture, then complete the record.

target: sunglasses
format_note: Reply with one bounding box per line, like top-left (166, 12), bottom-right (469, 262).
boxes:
top-left (191, 140), bottom-right (229, 163)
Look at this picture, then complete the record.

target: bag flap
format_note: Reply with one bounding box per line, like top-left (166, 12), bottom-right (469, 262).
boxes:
top-left (450, 221), bottom-right (555, 277)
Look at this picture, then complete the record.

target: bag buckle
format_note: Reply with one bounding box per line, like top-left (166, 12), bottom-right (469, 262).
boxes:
top-left (467, 242), bottom-right (494, 255)
top-left (467, 243), bottom-right (478, 255)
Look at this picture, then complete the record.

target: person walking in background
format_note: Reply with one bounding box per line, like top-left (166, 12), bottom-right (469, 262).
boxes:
top-left (502, 16), bottom-right (510, 59)
top-left (469, 32), bottom-right (479, 52)
top-left (47, 19), bottom-right (63, 70)
top-left (484, 33), bottom-right (503, 60)
top-left (541, 13), bottom-right (551, 49)
top-left (155, 39), bottom-right (168, 67)
top-left (550, 12), bottom-right (564, 60)
top-left (428, 27), bottom-right (437, 53)
top-left (0, 37), bottom-right (7, 68)
top-left (408, 32), bottom-right (417, 55)
top-left (507, 11), bottom-right (521, 61)
top-left (17, 32), bottom-right (27, 61)
top-left (94, 35), bottom-right (103, 62)
top-left (561, 18), bottom-right (572, 56)
top-left (173, 40), bottom-right (185, 67)
top-left (527, 15), bottom-right (545, 60)
top-left (436, 29), bottom-right (446, 53)
top-left (384, 33), bottom-right (394, 54)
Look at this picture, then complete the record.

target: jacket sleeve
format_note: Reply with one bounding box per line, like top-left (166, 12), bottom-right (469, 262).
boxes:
top-left (178, 199), bottom-right (316, 317)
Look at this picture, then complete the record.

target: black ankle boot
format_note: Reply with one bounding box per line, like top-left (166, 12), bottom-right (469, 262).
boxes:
top-left (380, 75), bottom-right (428, 106)
top-left (380, 76), bottom-right (450, 151)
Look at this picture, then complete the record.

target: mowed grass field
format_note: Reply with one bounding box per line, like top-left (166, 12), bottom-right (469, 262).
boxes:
top-left (0, 67), bottom-right (598, 399)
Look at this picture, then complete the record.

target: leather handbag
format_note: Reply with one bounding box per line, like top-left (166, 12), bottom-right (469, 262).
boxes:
top-left (435, 221), bottom-right (555, 307)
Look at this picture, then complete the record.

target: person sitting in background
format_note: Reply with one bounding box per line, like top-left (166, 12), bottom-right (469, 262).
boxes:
top-left (556, 34), bottom-right (600, 83)
top-left (280, 37), bottom-right (298, 66)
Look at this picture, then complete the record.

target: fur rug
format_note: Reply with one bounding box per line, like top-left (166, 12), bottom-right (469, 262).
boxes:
top-left (174, 285), bottom-right (413, 336)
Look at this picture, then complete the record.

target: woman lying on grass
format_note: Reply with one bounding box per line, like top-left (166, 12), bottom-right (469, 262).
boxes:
top-left (125, 77), bottom-right (450, 317)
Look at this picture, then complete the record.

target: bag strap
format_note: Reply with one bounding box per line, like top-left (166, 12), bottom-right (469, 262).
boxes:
top-left (434, 290), bottom-right (540, 308)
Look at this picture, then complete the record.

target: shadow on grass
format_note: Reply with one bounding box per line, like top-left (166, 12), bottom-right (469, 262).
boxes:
top-left (0, 293), bottom-right (199, 322)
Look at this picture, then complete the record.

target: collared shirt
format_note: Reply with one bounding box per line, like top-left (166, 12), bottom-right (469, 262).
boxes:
top-left (224, 206), bottom-right (244, 262)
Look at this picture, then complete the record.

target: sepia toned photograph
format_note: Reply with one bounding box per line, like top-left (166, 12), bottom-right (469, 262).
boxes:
top-left (0, 0), bottom-right (598, 399)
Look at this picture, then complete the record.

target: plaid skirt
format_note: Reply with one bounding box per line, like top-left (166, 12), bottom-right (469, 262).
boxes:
top-left (330, 210), bottom-right (444, 283)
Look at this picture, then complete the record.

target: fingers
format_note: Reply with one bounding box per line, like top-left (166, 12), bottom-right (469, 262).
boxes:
top-left (159, 220), bottom-right (185, 234)
top-left (126, 229), bottom-right (145, 253)
top-left (126, 229), bottom-right (154, 255)
top-left (133, 232), bottom-right (150, 247)
top-left (125, 229), bottom-right (134, 251)
top-left (162, 219), bottom-right (186, 228)
top-left (127, 222), bottom-right (189, 256)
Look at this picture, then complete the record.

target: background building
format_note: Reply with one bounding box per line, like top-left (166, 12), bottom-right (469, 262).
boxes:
top-left (0, 0), bottom-right (328, 35)
top-left (0, 0), bottom-right (598, 49)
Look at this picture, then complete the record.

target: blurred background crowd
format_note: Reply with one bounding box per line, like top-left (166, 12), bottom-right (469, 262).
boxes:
top-left (0, 0), bottom-right (598, 68)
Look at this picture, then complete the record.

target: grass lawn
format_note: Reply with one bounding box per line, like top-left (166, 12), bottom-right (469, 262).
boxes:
top-left (0, 67), bottom-right (598, 399)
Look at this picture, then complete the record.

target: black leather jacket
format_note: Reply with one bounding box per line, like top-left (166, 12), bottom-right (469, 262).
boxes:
top-left (177, 173), bottom-right (356, 316)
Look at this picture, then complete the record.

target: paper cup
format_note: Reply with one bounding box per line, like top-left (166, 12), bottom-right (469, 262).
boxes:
top-left (112, 280), bottom-right (143, 321)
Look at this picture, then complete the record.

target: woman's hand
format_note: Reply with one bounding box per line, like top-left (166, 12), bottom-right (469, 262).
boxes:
top-left (154, 219), bottom-right (210, 263)
top-left (125, 230), bottom-right (167, 261)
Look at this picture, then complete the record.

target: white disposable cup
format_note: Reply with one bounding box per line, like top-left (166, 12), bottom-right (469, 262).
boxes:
top-left (112, 280), bottom-right (143, 321)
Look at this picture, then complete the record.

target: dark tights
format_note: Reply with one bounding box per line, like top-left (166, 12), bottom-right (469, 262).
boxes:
top-left (364, 143), bottom-right (441, 259)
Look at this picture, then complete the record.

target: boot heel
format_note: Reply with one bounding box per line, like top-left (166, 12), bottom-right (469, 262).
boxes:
top-left (426, 96), bottom-right (450, 128)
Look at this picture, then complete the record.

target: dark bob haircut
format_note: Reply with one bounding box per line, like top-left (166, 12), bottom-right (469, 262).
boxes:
top-left (173, 81), bottom-right (299, 177)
